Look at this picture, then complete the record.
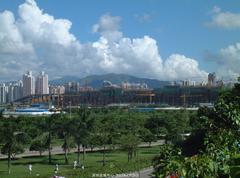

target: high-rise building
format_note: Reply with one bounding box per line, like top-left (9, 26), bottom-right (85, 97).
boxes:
top-left (0, 83), bottom-right (7, 104)
top-left (7, 84), bottom-right (14, 102)
top-left (65, 82), bottom-right (80, 93)
top-left (49, 85), bottom-right (65, 94)
top-left (36, 71), bottom-right (49, 95)
top-left (12, 80), bottom-right (23, 101)
top-left (208, 73), bottom-right (216, 87)
top-left (23, 71), bottom-right (35, 97)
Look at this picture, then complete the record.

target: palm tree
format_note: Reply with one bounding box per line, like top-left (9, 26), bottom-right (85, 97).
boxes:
top-left (94, 116), bottom-right (111, 166)
top-left (29, 132), bottom-right (49, 156)
top-left (40, 114), bottom-right (58, 164)
top-left (0, 117), bottom-right (28, 174)
top-left (56, 114), bottom-right (76, 164)
top-left (72, 107), bottom-right (92, 165)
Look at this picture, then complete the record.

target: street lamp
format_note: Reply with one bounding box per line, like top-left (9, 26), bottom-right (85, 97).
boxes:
top-left (69, 101), bottom-right (71, 119)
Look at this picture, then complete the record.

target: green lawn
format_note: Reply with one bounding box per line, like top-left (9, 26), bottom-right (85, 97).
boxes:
top-left (0, 146), bottom-right (159, 178)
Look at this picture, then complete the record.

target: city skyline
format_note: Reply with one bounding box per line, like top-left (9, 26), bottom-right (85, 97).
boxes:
top-left (0, 0), bottom-right (239, 82)
top-left (0, 70), bottom-right (50, 104)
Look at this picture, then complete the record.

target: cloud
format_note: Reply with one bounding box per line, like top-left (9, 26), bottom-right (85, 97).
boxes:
top-left (0, 10), bottom-right (33, 54)
top-left (208, 6), bottom-right (240, 29)
top-left (163, 54), bottom-right (207, 80)
top-left (0, 0), bottom-right (208, 81)
top-left (92, 35), bottom-right (164, 78)
top-left (205, 42), bottom-right (240, 79)
top-left (135, 13), bottom-right (152, 23)
top-left (92, 14), bottom-right (122, 42)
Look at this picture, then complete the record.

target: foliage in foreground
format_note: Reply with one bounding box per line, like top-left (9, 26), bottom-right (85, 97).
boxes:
top-left (153, 80), bottom-right (240, 178)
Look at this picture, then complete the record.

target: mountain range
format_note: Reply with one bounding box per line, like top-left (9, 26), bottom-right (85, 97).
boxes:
top-left (50, 73), bottom-right (170, 89)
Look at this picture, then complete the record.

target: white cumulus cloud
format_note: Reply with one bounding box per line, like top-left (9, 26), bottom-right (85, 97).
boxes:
top-left (163, 54), bottom-right (207, 80)
top-left (205, 42), bottom-right (240, 79)
top-left (0, 0), bottom-right (208, 81)
top-left (92, 14), bottom-right (122, 42)
top-left (208, 6), bottom-right (240, 29)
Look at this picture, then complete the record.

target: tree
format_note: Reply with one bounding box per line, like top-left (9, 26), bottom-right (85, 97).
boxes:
top-left (153, 144), bottom-right (182, 177)
top-left (139, 128), bottom-right (157, 147)
top-left (153, 144), bottom-right (217, 178)
top-left (165, 110), bottom-right (191, 144)
top-left (56, 114), bottom-right (76, 164)
top-left (62, 136), bottom-right (75, 164)
top-left (29, 132), bottom-right (49, 156)
top-left (145, 113), bottom-right (166, 137)
top-left (1, 141), bottom-right (25, 159)
top-left (119, 134), bottom-right (140, 162)
top-left (40, 114), bottom-right (58, 164)
top-left (0, 117), bottom-right (28, 174)
top-left (153, 78), bottom-right (240, 177)
top-left (72, 107), bottom-right (92, 165)
top-left (94, 117), bottom-right (111, 166)
top-left (88, 132), bottom-right (100, 151)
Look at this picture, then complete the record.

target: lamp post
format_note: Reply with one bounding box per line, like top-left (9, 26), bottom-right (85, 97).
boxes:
top-left (69, 101), bottom-right (71, 119)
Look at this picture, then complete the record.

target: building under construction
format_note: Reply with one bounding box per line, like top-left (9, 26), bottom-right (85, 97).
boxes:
top-left (15, 84), bottom-right (221, 108)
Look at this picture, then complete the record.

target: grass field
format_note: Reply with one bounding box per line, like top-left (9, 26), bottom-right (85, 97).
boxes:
top-left (0, 146), bottom-right (159, 178)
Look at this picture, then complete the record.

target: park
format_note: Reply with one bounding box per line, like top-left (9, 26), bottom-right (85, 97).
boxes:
top-left (0, 79), bottom-right (240, 178)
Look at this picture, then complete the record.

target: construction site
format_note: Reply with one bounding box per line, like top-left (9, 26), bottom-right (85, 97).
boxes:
top-left (14, 84), bottom-right (221, 108)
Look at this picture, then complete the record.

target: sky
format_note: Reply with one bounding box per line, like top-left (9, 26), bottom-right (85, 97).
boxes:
top-left (0, 0), bottom-right (239, 81)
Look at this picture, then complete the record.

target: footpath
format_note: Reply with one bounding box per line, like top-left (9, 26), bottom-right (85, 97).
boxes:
top-left (0, 140), bottom-right (164, 159)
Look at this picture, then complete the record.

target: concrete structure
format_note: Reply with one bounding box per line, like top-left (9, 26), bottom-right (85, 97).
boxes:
top-left (65, 82), bottom-right (80, 93)
top-left (0, 84), bottom-right (7, 104)
top-left (13, 80), bottom-right (23, 101)
top-left (7, 84), bottom-right (14, 102)
top-left (15, 82), bottom-right (222, 108)
top-left (121, 81), bottom-right (148, 90)
top-left (208, 73), bottom-right (216, 87)
top-left (23, 71), bottom-right (35, 97)
top-left (36, 71), bottom-right (49, 95)
top-left (8, 81), bottom-right (23, 102)
top-left (0, 81), bottom-right (23, 104)
top-left (49, 85), bottom-right (65, 94)
top-left (154, 85), bottom-right (219, 107)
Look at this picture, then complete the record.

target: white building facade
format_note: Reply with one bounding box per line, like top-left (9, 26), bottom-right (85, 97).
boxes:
top-left (23, 71), bottom-right (35, 97)
top-left (36, 71), bottom-right (49, 95)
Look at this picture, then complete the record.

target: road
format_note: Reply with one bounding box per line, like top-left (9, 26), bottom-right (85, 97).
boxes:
top-left (112, 167), bottom-right (154, 178)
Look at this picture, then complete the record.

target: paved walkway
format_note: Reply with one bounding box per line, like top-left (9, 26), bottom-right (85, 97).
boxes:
top-left (112, 167), bottom-right (154, 178)
top-left (0, 140), bottom-right (164, 159)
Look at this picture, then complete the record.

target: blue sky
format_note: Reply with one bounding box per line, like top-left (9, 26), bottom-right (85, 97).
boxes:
top-left (0, 0), bottom-right (239, 81)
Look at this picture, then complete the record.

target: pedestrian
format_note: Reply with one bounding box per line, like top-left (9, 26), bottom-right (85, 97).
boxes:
top-left (54, 164), bottom-right (59, 174)
top-left (175, 171), bottom-right (181, 178)
top-left (28, 164), bottom-right (32, 175)
top-left (170, 172), bottom-right (176, 178)
top-left (73, 160), bottom-right (77, 169)
top-left (165, 172), bottom-right (170, 178)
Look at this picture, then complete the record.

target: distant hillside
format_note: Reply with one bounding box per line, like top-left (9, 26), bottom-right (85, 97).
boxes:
top-left (50, 73), bottom-right (170, 89)
top-left (50, 76), bottom-right (81, 85)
